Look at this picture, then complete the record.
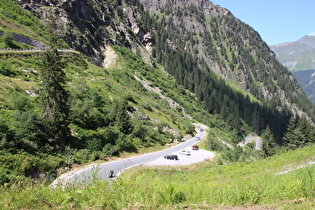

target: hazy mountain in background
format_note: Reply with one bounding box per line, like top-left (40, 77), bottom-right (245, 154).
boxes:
top-left (270, 35), bottom-right (315, 72)
top-left (292, 70), bottom-right (315, 103)
top-left (270, 35), bottom-right (315, 103)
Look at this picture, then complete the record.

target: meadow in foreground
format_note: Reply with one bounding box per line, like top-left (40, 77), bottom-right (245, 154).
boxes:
top-left (0, 145), bottom-right (314, 209)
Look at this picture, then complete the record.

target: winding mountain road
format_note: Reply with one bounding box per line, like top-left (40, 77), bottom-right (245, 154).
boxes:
top-left (51, 124), bottom-right (210, 188)
top-left (238, 134), bottom-right (262, 150)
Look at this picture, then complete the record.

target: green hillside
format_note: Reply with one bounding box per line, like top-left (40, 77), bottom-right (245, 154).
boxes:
top-left (0, 44), bottom-right (212, 180)
top-left (1, 144), bottom-right (314, 209)
top-left (0, 0), bottom-right (315, 208)
top-left (0, 0), bottom-right (256, 184)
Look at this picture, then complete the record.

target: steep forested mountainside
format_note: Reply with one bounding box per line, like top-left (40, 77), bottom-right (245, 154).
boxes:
top-left (138, 0), bottom-right (315, 134)
top-left (293, 70), bottom-right (315, 104)
top-left (6, 0), bottom-right (315, 134)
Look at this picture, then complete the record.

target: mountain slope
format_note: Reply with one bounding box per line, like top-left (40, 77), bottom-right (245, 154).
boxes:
top-left (292, 70), bottom-right (315, 104)
top-left (270, 35), bottom-right (315, 72)
top-left (0, 0), bottom-right (314, 187)
top-left (270, 35), bottom-right (315, 104)
top-left (5, 0), bottom-right (315, 136)
top-left (139, 0), bottom-right (315, 134)
top-left (0, 2), bottom-right (315, 208)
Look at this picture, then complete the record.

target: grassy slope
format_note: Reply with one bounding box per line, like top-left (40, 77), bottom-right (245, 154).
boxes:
top-left (0, 144), bottom-right (314, 209)
top-left (0, 0), bottom-right (49, 44)
top-left (0, 46), bottom-right (197, 138)
top-left (117, 145), bottom-right (315, 209)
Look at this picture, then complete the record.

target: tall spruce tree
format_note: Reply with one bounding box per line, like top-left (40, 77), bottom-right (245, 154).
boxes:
top-left (115, 98), bottom-right (132, 134)
top-left (261, 125), bottom-right (276, 158)
top-left (297, 115), bottom-right (312, 145)
top-left (38, 16), bottom-right (70, 150)
top-left (282, 117), bottom-right (297, 150)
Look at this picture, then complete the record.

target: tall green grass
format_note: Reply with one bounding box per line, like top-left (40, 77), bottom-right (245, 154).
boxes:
top-left (0, 145), bottom-right (314, 209)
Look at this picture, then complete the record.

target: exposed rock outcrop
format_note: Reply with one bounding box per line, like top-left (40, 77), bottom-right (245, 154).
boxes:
top-left (14, 0), bottom-right (155, 67)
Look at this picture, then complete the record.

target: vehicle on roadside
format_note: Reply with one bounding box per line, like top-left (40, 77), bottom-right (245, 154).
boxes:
top-left (179, 150), bottom-right (191, 156)
top-left (164, 155), bottom-right (179, 160)
top-left (192, 145), bottom-right (199, 150)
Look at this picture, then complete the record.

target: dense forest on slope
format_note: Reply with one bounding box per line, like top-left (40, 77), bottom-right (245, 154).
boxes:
top-left (0, 0), bottom-right (314, 184)
top-left (137, 0), bottom-right (315, 140)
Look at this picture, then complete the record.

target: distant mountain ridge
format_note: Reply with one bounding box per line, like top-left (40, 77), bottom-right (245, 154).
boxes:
top-left (271, 35), bottom-right (315, 104)
top-left (270, 35), bottom-right (315, 72)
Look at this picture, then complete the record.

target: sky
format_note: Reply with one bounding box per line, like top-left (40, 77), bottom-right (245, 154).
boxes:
top-left (211, 0), bottom-right (315, 46)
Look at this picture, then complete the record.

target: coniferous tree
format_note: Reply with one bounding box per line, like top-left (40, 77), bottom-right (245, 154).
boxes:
top-left (282, 117), bottom-right (297, 150)
top-left (261, 125), bottom-right (276, 158)
top-left (297, 115), bottom-right (312, 145)
top-left (38, 16), bottom-right (71, 150)
top-left (116, 98), bottom-right (132, 134)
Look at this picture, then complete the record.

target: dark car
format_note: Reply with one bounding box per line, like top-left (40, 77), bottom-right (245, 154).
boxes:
top-left (164, 155), bottom-right (179, 160)
top-left (192, 145), bottom-right (199, 150)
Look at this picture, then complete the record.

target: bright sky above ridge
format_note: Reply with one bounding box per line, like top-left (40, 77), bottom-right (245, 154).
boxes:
top-left (211, 0), bottom-right (315, 46)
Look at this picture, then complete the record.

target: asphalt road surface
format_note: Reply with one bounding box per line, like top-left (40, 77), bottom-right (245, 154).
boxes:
top-left (51, 124), bottom-right (214, 188)
top-left (238, 134), bottom-right (262, 150)
top-left (144, 148), bottom-right (215, 166)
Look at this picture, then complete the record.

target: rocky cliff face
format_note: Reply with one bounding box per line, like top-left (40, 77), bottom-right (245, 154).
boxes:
top-left (14, 0), bottom-right (154, 66)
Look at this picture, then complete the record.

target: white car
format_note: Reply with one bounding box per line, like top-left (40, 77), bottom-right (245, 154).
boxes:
top-left (179, 150), bottom-right (191, 156)
top-left (196, 136), bottom-right (200, 140)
